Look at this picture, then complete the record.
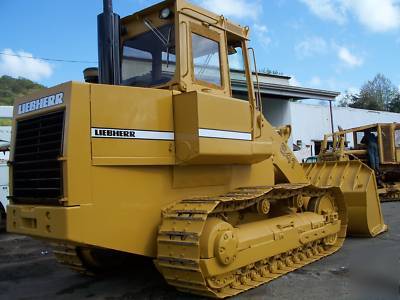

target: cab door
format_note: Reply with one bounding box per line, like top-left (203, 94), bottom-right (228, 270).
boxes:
top-left (184, 22), bottom-right (230, 97)
top-left (379, 124), bottom-right (396, 163)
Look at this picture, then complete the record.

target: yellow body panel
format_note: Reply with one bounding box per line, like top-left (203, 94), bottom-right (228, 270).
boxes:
top-left (8, 82), bottom-right (292, 257)
top-left (91, 85), bottom-right (175, 165)
top-left (173, 91), bottom-right (269, 164)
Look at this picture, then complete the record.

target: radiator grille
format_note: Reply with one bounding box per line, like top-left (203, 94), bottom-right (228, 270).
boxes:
top-left (12, 111), bottom-right (64, 205)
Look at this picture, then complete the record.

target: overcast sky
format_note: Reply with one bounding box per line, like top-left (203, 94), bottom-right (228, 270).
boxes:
top-left (0, 0), bottom-right (399, 97)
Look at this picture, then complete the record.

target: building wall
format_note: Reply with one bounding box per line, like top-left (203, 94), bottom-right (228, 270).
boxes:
top-left (262, 98), bottom-right (295, 148)
top-left (262, 98), bottom-right (291, 127)
top-left (289, 103), bottom-right (333, 148)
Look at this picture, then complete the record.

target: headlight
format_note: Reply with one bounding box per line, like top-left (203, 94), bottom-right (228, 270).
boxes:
top-left (159, 7), bottom-right (172, 19)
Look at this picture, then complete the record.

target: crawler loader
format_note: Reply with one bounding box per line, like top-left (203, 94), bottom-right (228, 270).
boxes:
top-left (7, 0), bottom-right (387, 297)
top-left (318, 123), bottom-right (400, 202)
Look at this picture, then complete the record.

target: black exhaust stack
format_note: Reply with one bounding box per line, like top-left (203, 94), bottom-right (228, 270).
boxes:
top-left (97, 0), bottom-right (121, 85)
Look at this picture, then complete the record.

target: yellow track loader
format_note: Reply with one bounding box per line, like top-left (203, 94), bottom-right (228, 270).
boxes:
top-left (318, 123), bottom-right (400, 202)
top-left (7, 0), bottom-right (387, 297)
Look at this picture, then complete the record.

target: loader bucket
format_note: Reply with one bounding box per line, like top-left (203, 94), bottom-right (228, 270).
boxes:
top-left (302, 161), bottom-right (387, 237)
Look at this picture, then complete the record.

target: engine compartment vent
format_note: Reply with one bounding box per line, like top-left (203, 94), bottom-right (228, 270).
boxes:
top-left (12, 110), bottom-right (64, 205)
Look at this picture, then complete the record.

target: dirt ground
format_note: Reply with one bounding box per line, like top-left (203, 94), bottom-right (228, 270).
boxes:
top-left (0, 202), bottom-right (399, 300)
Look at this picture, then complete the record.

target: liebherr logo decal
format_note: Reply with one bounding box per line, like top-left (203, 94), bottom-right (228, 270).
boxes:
top-left (17, 92), bottom-right (64, 115)
top-left (91, 127), bottom-right (175, 141)
top-left (91, 127), bottom-right (252, 141)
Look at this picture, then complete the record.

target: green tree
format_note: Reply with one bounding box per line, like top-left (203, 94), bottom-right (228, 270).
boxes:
top-left (347, 74), bottom-right (399, 111)
top-left (388, 93), bottom-right (400, 113)
top-left (338, 90), bottom-right (360, 107)
top-left (0, 75), bottom-right (46, 106)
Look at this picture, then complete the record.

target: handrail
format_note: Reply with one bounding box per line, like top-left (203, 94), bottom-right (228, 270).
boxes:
top-left (248, 47), bottom-right (262, 112)
top-left (181, 21), bottom-right (189, 78)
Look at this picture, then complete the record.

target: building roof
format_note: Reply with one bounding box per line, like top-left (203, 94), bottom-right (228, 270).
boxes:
top-left (230, 70), bottom-right (340, 101)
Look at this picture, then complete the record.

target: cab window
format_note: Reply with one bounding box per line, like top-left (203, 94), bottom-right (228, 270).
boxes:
top-left (121, 23), bottom-right (176, 87)
top-left (191, 33), bottom-right (221, 87)
top-left (227, 34), bottom-right (248, 101)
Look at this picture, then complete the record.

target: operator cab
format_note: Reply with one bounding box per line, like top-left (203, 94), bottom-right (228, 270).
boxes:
top-left (118, 0), bottom-right (255, 100)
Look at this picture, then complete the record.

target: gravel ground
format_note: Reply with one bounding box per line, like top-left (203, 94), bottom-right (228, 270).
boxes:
top-left (0, 202), bottom-right (399, 300)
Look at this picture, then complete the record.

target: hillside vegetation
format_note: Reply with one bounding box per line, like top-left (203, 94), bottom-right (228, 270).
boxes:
top-left (0, 75), bottom-right (46, 106)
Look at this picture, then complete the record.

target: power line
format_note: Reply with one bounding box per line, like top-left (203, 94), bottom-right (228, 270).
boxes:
top-left (0, 52), bottom-right (97, 64)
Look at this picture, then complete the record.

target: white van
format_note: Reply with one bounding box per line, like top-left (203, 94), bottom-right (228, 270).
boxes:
top-left (0, 160), bottom-right (8, 228)
top-left (0, 145), bottom-right (10, 229)
top-left (0, 119), bottom-right (12, 228)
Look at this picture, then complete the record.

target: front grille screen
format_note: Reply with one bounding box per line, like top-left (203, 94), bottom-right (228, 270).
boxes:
top-left (12, 111), bottom-right (64, 205)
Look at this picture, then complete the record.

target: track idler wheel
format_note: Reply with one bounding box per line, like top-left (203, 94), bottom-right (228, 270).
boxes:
top-left (201, 217), bottom-right (238, 267)
top-left (216, 230), bottom-right (238, 266)
top-left (307, 194), bottom-right (336, 215)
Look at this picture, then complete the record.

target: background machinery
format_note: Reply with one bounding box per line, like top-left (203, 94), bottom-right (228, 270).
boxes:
top-left (318, 123), bottom-right (400, 201)
top-left (7, 0), bottom-right (387, 297)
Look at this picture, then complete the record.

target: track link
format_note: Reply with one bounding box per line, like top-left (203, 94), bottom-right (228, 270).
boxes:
top-left (380, 190), bottom-right (400, 202)
top-left (156, 184), bottom-right (346, 298)
top-left (51, 243), bottom-right (95, 275)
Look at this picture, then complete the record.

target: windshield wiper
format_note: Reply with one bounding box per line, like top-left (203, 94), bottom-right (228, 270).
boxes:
top-left (166, 26), bottom-right (172, 67)
top-left (143, 18), bottom-right (169, 46)
top-left (198, 53), bottom-right (214, 76)
top-left (143, 18), bottom-right (173, 67)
